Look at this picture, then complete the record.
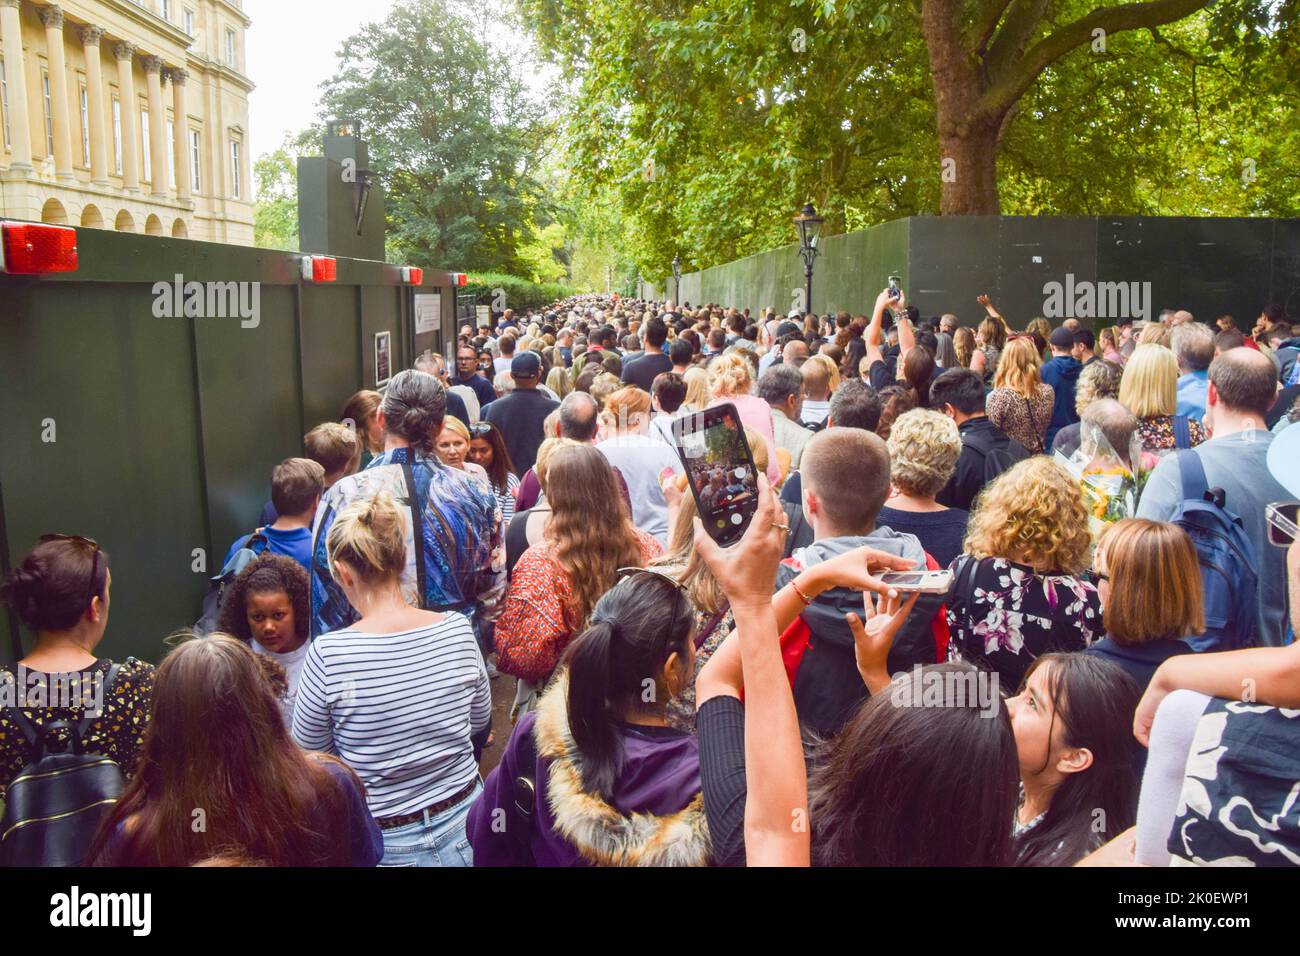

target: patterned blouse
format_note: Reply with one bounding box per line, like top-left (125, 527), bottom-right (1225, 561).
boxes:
top-left (1137, 415), bottom-right (1207, 456)
top-left (310, 447), bottom-right (504, 639)
top-left (986, 384), bottom-right (1056, 454)
top-left (494, 529), bottom-right (663, 686)
top-left (946, 555), bottom-right (1103, 690)
top-left (667, 604), bottom-right (735, 733)
top-left (0, 657), bottom-right (156, 798)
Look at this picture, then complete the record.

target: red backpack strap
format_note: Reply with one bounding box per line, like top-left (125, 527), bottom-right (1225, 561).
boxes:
top-left (924, 552), bottom-right (950, 663)
top-left (739, 616), bottom-right (811, 706)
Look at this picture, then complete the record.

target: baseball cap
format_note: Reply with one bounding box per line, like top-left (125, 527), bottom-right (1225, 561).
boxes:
top-left (511, 352), bottom-right (542, 377)
top-left (1049, 326), bottom-right (1076, 350)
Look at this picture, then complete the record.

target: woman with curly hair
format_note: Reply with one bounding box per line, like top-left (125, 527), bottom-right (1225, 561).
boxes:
top-left (878, 409), bottom-right (969, 568)
top-left (946, 457), bottom-right (1103, 689)
top-left (1050, 359), bottom-right (1123, 458)
top-left (217, 552), bottom-right (312, 726)
top-left (986, 336), bottom-right (1055, 454)
top-left (494, 444), bottom-right (662, 712)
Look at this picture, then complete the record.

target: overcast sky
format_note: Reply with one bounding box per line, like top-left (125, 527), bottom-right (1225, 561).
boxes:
top-left (245, 0), bottom-right (401, 158)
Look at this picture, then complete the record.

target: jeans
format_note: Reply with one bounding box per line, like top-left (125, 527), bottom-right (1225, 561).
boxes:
top-left (379, 780), bottom-right (482, 867)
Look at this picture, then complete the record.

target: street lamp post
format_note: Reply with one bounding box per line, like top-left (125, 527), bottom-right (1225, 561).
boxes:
top-left (793, 202), bottom-right (824, 315)
top-left (671, 254), bottom-right (682, 306)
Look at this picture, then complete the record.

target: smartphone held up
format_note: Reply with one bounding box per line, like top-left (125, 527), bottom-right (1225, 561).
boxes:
top-left (672, 403), bottom-right (761, 548)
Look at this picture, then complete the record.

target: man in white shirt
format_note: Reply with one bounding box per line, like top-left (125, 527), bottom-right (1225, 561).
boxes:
top-left (760, 365), bottom-right (814, 469)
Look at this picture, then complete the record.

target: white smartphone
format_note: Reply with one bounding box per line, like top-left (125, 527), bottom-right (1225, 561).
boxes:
top-left (877, 570), bottom-right (954, 595)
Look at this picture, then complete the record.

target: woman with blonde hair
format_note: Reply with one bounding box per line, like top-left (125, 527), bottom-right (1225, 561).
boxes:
top-left (1099, 326), bottom-right (1123, 365)
top-left (986, 336), bottom-right (1055, 454)
top-left (1137, 322), bottom-right (1171, 348)
top-left (495, 444), bottom-right (662, 697)
top-left (878, 409), bottom-right (969, 568)
top-left (434, 416), bottom-right (492, 487)
top-left (946, 457), bottom-right (1103, 688)
top-left (705, 351), bottom-right (780, 484)
top-left (680, 366), bottom-right (709, 413)
top-left (953, 327), bottom-right (976, 369)
top-left (545, 364), bottom-right (572, 400)
top-left (595, 386), bottom-right (682, 543)
top-left (1025, 318), bottom-right (1052, 356)
top-left (970, 315), bottom-right (1008, 382)
top-left (294, 490), bottom-right (491, 866)
top-left (1117, 344), bottom-right (1206, 456)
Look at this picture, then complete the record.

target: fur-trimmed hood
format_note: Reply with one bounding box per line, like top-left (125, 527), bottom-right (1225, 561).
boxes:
top-left (531, 676), bottom-right (712, 867)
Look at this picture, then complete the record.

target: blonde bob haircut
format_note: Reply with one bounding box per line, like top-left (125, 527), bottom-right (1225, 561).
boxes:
top-left (1117, 344), bottom-right (1178, 418)
top-left (992, 336), bottom-right (1043, 400)
top-left (1097, 518), bottom-right (1204, 645)
top-left (326, 490), bottom-right (408, 586)
top-left (964, 456), bottom-right (1092, 575)
top-left (886, 409), bottom-right (962, 498)
top-left (706, 351), bottom-right (754, 400)
top-left (682, 366), bottom-right (709, 409)
top-left (440, 415), bottom-right (471, 442)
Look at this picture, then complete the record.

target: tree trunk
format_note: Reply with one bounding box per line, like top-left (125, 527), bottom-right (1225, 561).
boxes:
top-left (937, 118), bottom-right (1003, 215)
top-left (923, 0), bottom-right (1003, 215)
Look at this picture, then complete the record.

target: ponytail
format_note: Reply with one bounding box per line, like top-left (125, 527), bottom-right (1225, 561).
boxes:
top-left (558, 573), bottom-right (695, 801)
top-left (564, 620), bottom-right (622, 799)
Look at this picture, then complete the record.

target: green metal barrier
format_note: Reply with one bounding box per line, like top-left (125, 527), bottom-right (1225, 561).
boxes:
top-left (663, 215), bottom-right (1300, 328)
top-left (0, 224), bottom-right (460, 665)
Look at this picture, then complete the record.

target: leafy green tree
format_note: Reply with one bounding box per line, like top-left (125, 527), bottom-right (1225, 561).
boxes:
top-left (318, 0), bottom-right (555, 273)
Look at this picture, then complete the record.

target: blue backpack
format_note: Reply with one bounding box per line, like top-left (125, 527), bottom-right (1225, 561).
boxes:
top-left (1170, 451), bottom-right (1259, 652)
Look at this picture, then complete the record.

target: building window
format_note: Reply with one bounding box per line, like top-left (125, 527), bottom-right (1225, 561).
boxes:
top-left (230, 139), bottom-right (241, 198)
top-left (190, 128), bottom-right (201, 191)
top-left (1, 56), bottom-right (10, 150)
top-left (80, 84), bottom-right (90, 166)
top-left (42, 70), bottom-right (54, 157)
top-left (112, 97), bottom-right (122, 174)
top-left (162, 0), bottom-right (172, 20)
top-left (183, 8), bottom-right (195, 35)
top-left (167, 120), bottom-right (176, 188)
top-left (141, 108), bottom-right (150, 181)
top-left (225, 30), bottom-right (236, 67)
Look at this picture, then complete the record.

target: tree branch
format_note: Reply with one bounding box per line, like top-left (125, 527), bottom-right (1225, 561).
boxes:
top-left (978, 0), bottom-right (1214, 117)
top-left (961, 0), bottom-right (1016, 54)
top-left (983, 0), bottom-right (1052, 80)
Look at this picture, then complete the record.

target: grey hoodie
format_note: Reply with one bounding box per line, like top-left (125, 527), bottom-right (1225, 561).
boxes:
top-left (776, 529), bottom-right (944, 738)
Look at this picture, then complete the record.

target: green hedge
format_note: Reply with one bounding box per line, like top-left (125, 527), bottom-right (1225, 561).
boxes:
top-left (462, 272), bottom-right (580, 313)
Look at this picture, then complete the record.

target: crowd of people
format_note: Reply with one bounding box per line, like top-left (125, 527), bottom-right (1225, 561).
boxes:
top-left (1, 289), bottom-right (1298, 868)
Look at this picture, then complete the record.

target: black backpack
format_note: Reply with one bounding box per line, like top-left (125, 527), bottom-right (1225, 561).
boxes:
top-left (0, 664), bottom-right (126, 867)
top-left (964, 424), bottom-right (1029, 485)
top-left (196, 529), bottom-right (269, 635)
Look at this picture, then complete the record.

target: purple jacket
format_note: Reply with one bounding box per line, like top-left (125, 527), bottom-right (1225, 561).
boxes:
top-left (467, 682), bottom-right (708, 867)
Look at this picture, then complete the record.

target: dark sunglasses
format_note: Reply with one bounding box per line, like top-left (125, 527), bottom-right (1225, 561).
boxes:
top-left (39, 533), bottom-right (103, 604)
top-left (1266, 501), bottom-right (1299, 549)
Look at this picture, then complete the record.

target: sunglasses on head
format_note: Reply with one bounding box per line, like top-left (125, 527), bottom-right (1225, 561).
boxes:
top-left (39, 533), bottom-right (103, 604)
top-left (1266, 501), bottom-right (1299, 549)
top-left (469, 422), bottom-right (495, 438)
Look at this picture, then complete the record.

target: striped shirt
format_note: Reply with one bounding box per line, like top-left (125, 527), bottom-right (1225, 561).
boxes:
top-left (292, 614), bottom-right (491, 818)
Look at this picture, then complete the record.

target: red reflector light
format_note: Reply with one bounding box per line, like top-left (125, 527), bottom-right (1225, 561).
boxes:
top-left (301, 255), bottom-right (337, 282)
top-left (403, 266), bottom-right (423, 284)
top-left (457, 272), bottom-right (468, 287)
top-left (0, 222), bottom-right (78, 275)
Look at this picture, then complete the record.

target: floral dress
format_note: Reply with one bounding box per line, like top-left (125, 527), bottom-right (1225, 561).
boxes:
top-left (945, 555), bottom-right (1102, 690)
top-left (666, 604), bottom-right (735, 733)
top-left (1136, 415), bottom-right (1207, 459)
